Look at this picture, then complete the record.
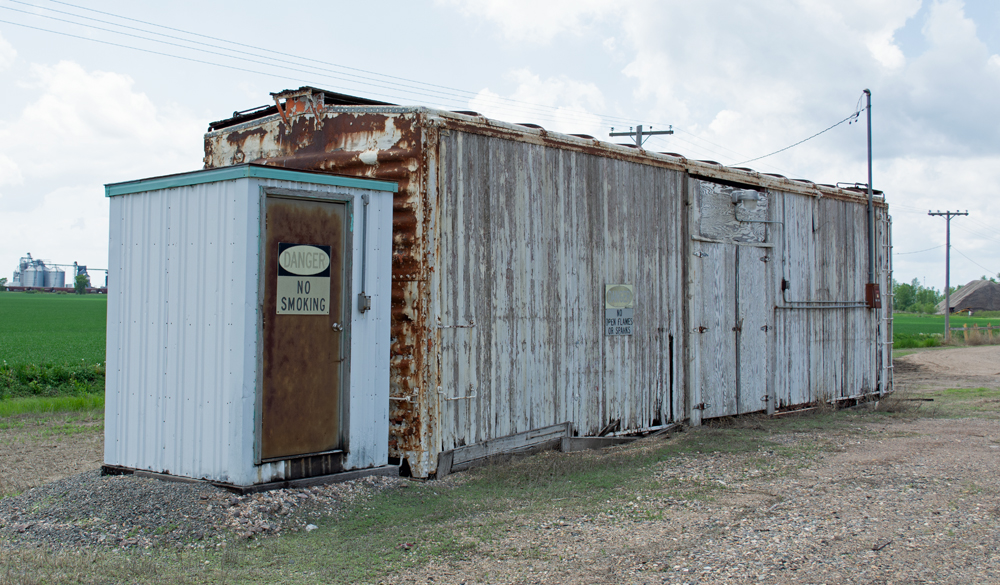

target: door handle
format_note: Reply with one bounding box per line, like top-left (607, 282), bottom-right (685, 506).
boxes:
top-left (331, 322), bottom-right (343, 332)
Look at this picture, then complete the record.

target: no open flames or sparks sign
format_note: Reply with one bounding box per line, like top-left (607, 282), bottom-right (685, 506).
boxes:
top-left (605, 284), bottom-right (635, 336)
top-left (276, 243), bottom-right (331, 315)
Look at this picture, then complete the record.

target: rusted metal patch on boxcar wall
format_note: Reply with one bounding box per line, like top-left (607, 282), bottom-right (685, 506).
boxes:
top-left (205, 107), bottom-right (430, 466)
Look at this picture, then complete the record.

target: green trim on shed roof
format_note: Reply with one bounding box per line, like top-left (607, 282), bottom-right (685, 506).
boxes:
top-left (104, 164), bottom-right (398, 197)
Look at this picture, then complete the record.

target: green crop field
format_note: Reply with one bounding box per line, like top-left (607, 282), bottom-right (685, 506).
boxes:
top-left (893, 312), bottom-right (1000, 336)
top-left (0, 292), bottom-right (107, 400)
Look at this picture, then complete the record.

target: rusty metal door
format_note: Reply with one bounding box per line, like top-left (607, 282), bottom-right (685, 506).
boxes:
top-left (260, 194), bottom-right (348, 461)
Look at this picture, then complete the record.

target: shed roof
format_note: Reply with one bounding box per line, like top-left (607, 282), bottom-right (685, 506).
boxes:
top-left (104, 163), bottom-right (399, 197)
top-left (936, 279), bottom-right (1000, 313)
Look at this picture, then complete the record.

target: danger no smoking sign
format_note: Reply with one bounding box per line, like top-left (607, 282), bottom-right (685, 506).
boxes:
top-left (276, 243), bottom-right (331, 315)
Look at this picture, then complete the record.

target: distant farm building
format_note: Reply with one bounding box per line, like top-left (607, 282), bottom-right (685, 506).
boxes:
top-left (937, 280), bottom-right (1000, 314)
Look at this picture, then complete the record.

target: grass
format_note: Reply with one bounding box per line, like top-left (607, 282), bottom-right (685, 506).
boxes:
top-left (0, 292), bottom-right (107, 397)
top-left (3, 382), bottom-right (997, 583)
top-left (0, 394), bottom-right (104, 418)
top-left (893, 312), bottom-right (1000, 336)
top-left (893, 312), bottom-right (1000, 348)
top-left (0, 292), bottom-right (107, 364)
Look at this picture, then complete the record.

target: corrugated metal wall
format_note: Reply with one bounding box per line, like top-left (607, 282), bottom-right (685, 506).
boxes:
top-left (106, 178), bottom-right (257, 483)
top-left (106, 176), bottom-right (393, 485)
top-left (434, 131), bottom-right (686, 452)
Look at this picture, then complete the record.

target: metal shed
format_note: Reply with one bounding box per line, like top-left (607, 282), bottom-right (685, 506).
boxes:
top-left (202, 87), bottom-right (893, 479)
top-left (103, 164), bottom-right (396, 488)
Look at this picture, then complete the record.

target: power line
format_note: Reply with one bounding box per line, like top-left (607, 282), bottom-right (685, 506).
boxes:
top-left (0, 5), bottom-right (545, 117)
top-left (895, 245), bottom-right (944, 255)
top-left (952, 247), bottom-right (999, 276)
top-left (2, 1), bottom-right (879, 176)
top-left (732, 107), bottom-right (864, 167)
top-left (0, 18), bottom-right (319, 84)
top-left (649, 130), bottom-right (801, 177)
top-left (13, 0), bottom-right (650, 130)
top-left (0, 14), bottom-right (604, 131)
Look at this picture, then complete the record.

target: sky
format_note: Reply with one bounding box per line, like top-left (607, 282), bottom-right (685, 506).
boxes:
top-left (0, 0), bottom-right (997, 292)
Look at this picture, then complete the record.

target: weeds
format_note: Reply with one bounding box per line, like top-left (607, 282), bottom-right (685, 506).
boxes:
top-left (0, 361), bottom-right (105, 398)
top-left (893, 333), bottom-right (942, 349)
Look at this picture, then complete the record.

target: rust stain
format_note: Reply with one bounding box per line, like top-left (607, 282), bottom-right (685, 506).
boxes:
top-left (203, 89), bottom-right (887, 474)
top-left (206, 100), bottom-right (430, 464)
top-left (260, 197), bottom-right (348, 461)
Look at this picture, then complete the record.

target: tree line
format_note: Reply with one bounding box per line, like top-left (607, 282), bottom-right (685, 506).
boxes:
top-left (892, 279), bottom-right (943, 314)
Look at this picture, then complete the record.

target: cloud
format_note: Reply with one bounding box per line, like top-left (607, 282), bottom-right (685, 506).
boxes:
top-left (448, 0), bottom-right (997, 289)
top-left (881, 154), bottom-right (1000, 287)
top-left (0, 60), bottom-right (202, 211)
top-left (0, 32), bottom-right (15, 70)
top-left (0, 60), bottom-right (203, 278)
top-left (0, 154), bottom-right (23, 192)
top-left (884, 0), bottom-right (1000, 157)
top-left (468, 69), bottom-right (606, 136)
top-left (0, 185), bottom-right (110, 279)
top-left (437, 0), bottom-right (618, 43)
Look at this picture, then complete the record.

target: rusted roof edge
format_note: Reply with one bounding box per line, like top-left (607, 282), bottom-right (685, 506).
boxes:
top-left (204, 104), bottom-right (887, 207)
top-left (427, 110), bottom-right (888, 207)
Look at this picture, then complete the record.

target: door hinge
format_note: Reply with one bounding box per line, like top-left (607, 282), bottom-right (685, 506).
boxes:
top-left (693, 251), bottom-right (708, 258)
top-left (732, 317), bottom-right (744, 333)
top-left (693, 402), bottom-right (711, 410)
top-left (760, 325), bottom-right (771, 332)
top-left (760, 256), bottom-right (770, 262)
top-left (696, 326), bottom-right (709, 333)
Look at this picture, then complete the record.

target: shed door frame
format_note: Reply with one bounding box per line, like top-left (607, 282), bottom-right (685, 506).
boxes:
top-left (254, 186), bottom-right (355, 465)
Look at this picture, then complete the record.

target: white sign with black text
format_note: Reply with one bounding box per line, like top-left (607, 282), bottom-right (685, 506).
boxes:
top-left (276, 243), bottom-right (331, 315)
top-left (605, 284), bottom-right (635, 336)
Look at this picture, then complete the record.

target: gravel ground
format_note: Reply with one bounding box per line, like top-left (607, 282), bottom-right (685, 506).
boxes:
top-left (389, 417), bottom-right (1000, 585)
top-left (1, 345), bottom-right (998, 585)
top-left (0, 471), bottom-right (402, 550)
top-left (383, 347), bottom-right (1000, 585)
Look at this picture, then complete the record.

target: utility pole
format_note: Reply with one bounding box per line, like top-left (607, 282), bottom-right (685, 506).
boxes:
top-left (864, 89), bottom-right (874, 286)
top-left (862, 89), bottom-right (882, 309)
top-left (928, 210), bottom-right (969, 340)
top-left (609, 124), bottom-right (673, 148)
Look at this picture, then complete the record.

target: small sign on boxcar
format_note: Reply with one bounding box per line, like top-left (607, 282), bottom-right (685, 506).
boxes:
top-left (605, 284), bottom-right (635, 336)
top-left (276, 243), bottom-right (331, 315)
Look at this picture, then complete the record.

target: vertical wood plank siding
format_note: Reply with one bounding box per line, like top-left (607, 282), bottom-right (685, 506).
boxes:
top-left (436, 131), bottom-right (685, 450)
top-left (202, 104), bottom-right (891, 476)
top-left (772, 188), bottom-right (887, 408)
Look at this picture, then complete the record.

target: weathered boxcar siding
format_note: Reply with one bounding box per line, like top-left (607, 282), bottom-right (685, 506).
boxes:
top-left (773, 189), bottom-right (887, 407)
top-left (878, 208), bottom-right (892, 393)
top-left (202, 100), bottom-right (891, 476)
top-left (687, 179), bottom-right (774, 420)
top-left (435, 130), bottom-right (684, 453)
top-left (204, 109), bottom-right (433, 470)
